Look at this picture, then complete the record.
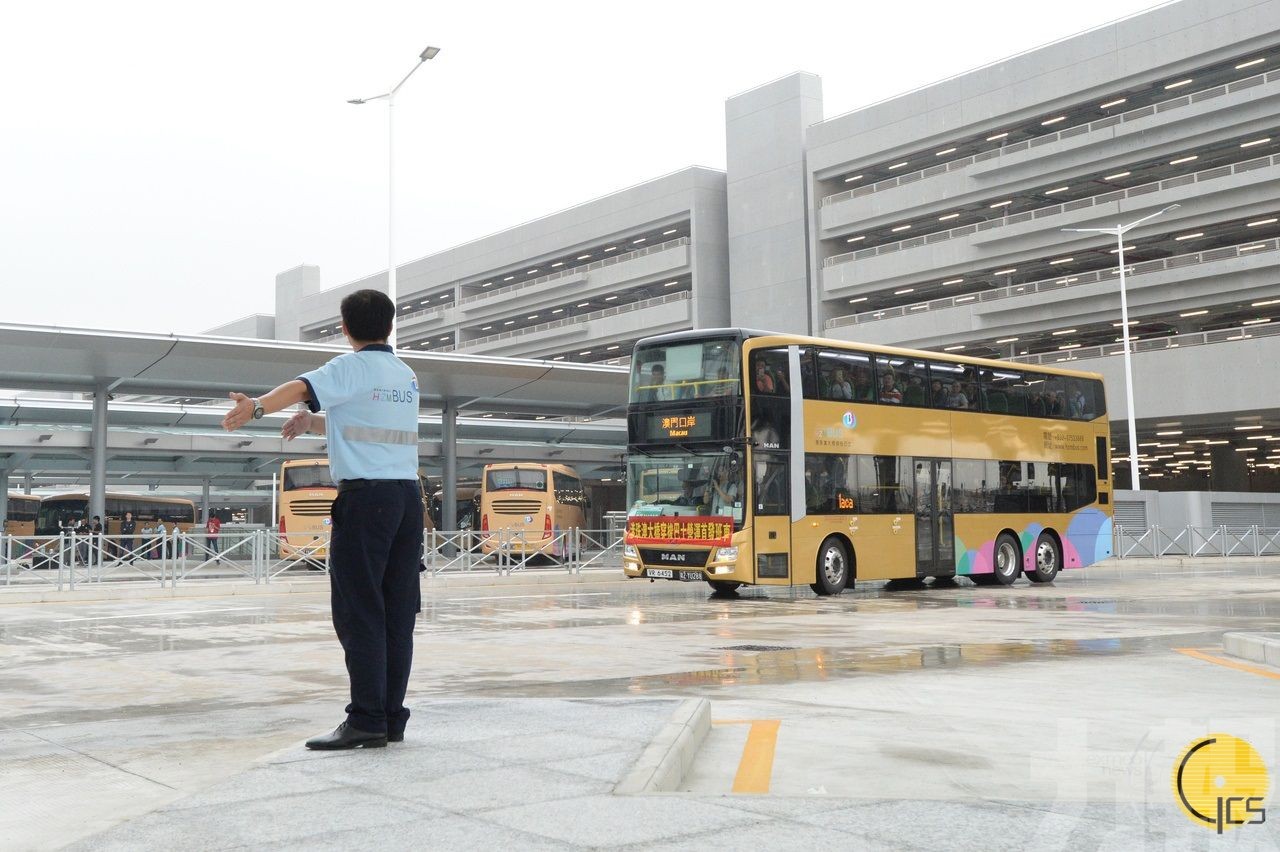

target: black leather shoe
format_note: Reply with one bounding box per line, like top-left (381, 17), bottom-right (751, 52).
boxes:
top-left (388, 731), bottom-right (404, 743)
top-left (305, 722), bottom-right (387, 750)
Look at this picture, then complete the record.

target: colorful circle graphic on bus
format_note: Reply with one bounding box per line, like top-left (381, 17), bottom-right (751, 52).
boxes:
top-left (842, 411), bottom-right (856, 428)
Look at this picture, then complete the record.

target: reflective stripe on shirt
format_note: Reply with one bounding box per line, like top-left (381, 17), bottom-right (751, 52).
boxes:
top-left (342, 426), bottom-right (418, 446)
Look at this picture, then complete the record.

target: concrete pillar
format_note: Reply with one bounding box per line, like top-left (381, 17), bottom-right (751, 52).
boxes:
top-left (442, 401), bottom-right (458, 531)
top-left (23, 474), bottom-right (32, 494)
top-left (201, 479), bottom-right (211, 523)
top-left (0, 470), bottom-right (9, 530)
top-left (1210, 445), bottom-right (1250, 492)
top-left (91, 385), bottom-right (109, 522)
top-left (725, 72), bottom-right (824, 334)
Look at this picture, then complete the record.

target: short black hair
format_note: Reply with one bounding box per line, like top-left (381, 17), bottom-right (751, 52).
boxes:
top-left (340, 289), bottom-right (395, 342)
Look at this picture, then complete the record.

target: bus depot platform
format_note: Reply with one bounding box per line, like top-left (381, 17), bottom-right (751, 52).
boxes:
top-left (4, 559), bottom-right (1280, 850)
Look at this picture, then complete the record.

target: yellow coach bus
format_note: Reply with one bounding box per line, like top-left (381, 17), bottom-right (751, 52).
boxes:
top-left (278, 459), bottom-right (338, 564)
top-left (35, 493), bottom-right (196, 535)
top-left (3, 494), bottom-right (40, 536)
top-left (622, 329), bottom-right (1112, 595)
top-left (479, 463), bottom-right (588, 557)
top-left (278, 459), bottom-right (434, 563)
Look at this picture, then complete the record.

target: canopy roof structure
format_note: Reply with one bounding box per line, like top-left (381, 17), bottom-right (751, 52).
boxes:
top-left (0, 323), bottom-right (629, 417)
top-left (0, 324), bottom-right (631, 516)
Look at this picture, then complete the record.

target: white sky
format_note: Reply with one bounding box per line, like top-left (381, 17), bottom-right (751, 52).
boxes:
top-left (2, 0), bottom-right (1170, 335)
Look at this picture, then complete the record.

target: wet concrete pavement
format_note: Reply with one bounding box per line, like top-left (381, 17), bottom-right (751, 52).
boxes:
top-left (3, 560), bottom-right (1279, 849)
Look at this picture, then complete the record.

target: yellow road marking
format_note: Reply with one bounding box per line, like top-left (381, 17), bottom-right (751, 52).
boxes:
top-left (722, 719), bottom-right (781, 794)
top-left (1174, 648), bottom-right (1280, 681)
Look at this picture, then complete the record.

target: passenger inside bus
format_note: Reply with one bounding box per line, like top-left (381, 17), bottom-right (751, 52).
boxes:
top-left (879, 372), bottom-right (902, 404)
top-left (709, 466), bottom-right (740, 517)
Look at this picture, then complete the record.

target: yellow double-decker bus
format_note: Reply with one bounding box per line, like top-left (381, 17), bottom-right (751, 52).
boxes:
top-left (622, 330), bottom-right (1112, 595)
top-left (3, 494), bottom-right (40, 536)
top-left (479, 463), bottom-right (588, 557)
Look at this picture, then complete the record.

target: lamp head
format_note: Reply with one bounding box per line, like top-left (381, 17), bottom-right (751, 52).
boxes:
top-left (347, 98), bottom-right (366, 105)
top-left (420, 45), bottom-right (441, 61)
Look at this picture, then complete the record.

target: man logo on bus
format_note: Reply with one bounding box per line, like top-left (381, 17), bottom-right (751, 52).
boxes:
top-left (842, 411), bottom-right (856, 429)
top-left (1172, 734), bottom-right (1269, 834)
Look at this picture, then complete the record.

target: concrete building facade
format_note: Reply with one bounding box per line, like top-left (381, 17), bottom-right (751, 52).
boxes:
top-left (231, 0), bottom-right (1280, 492)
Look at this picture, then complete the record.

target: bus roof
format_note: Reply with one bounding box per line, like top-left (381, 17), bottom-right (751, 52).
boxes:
top-left (482, 462), bottom-right (581, 477)
top-left (42, 492), bottom-right (196, 505)
top-left (634, 328), bottom-right (1104, 382)
top-left (5, 493), bottom-right (39, 501)
top-left (281, 458), bottom-right (328, 468)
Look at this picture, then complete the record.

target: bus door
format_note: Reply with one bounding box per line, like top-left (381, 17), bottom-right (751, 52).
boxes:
top-left (913, 458), bottom-right (954, 577)
top-left (747, 345), bottom-right (799, 583)
top-left (752, 450), bottom-right (790, 583)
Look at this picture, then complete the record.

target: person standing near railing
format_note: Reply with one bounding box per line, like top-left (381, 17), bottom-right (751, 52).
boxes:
top-left (206, 514), bottom-right (222, 564)
top-left (222, 289), bottom-right (423, 751)
top-left (90, 516), bottom-right (103, 567)
top-left (120, 511), bottom-right (136, 563)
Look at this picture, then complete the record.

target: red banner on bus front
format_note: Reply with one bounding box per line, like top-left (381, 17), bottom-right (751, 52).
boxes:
top-left (625, 516), bottom-right (733, 547)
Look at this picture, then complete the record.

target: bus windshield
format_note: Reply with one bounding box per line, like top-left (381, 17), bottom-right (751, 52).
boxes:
top-left (485, 468), bottom-right (548, 492)
top-left (284, 465), bottom-right (335, 491)
top-left (630, 338), bottom-right (740, 403)
top-left (37, 500), bottom-right (87, 534)
top-left (626, 452), bottom-right (745, 527)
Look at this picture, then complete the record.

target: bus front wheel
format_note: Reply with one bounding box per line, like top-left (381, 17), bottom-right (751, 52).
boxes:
top-left (810, 537), bottom-right (850, 596)
top-left (991, 533), bottom-right (1022, 586)
top-left (1026, 533), bottom-right (1061, 584)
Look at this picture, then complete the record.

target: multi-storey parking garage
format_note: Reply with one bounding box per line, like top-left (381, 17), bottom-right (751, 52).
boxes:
top-left (225, 168), bottom-right (729, 365)
top-left (218, 0), bottom-right (1280, 497)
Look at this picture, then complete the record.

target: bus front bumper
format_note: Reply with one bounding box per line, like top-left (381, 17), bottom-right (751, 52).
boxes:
top-left (622, 544), bottom-right (743, 582)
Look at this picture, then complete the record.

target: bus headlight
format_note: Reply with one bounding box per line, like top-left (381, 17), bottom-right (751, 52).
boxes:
top-left (623, 544), bottom-right (638, 559)
top-left (715, 546), bottom-right (738, 562)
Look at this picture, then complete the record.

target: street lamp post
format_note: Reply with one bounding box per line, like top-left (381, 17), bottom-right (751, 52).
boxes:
top-left (1062, 203), bottom-right (1179, 490)
top-left (348, 45), bottom-right (441, 350)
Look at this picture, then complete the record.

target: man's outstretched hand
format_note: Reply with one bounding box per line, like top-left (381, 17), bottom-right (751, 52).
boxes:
top-left (281, 410), bottom-right (312, 441)
top-left (222, 392), bottom-right (255, 432)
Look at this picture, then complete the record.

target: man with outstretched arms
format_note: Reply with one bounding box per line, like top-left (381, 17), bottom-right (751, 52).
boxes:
top-left (223, 289), bottom-right (423, 750)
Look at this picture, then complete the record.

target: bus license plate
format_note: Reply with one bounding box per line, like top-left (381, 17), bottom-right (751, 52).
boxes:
top-left (647, 569), bottom-right (703, 582)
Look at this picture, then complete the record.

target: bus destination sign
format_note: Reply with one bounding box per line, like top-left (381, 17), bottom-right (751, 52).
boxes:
top-left (626, 516), bottom-right (733, 546)
top-left (640, 411), bottom-right (714, 442)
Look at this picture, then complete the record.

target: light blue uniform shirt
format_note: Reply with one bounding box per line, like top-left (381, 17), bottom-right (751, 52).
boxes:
top-left (298, 344), bottom-right (420, 482)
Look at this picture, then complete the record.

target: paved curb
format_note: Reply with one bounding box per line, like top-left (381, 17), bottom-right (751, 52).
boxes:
top-left (614, 697), bottom-right (711, 794)
top-left (0, 568), bottom-right (632, 605)
top-left (1223, 632), bottom-right (1280, 667)
top-left (1102, 556), bottom-right (1280, 570)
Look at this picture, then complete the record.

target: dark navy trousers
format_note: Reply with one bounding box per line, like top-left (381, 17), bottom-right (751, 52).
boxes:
top-left (328, 480), bottom-right (423, 735)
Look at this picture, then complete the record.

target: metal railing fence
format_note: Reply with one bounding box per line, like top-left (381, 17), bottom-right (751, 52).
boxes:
top-left (1113, 525), bottom-right (1280, 558)
top-left (820, 67), bottom-right (1280, 208)
top-left (824, 152), bottom-right (1280, 268)
top-left (444, 290), bottom-right (691, 353)
top-left (454, 238), bottom-right (689, 306)
top-left (1010, 319), bottom-right (1280, 366)
top-left (825, 238), bottom-right (1279, 330)
top-left (1, 528), bottom-right (627, 591)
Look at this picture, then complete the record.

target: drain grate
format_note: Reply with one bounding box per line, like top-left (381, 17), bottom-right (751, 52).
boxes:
top-left (719, 644), bottom-right (797, 652)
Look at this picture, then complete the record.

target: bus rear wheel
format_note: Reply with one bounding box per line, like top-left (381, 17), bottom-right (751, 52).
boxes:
top-left (707, 580), bottom-right (742, 595)
top-left (810, 537), bottom-right (850, 596)
top-left (1026, 533), bottom-right (1061, 584)
top-left (991, 533), bottom-right (1022, 586)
